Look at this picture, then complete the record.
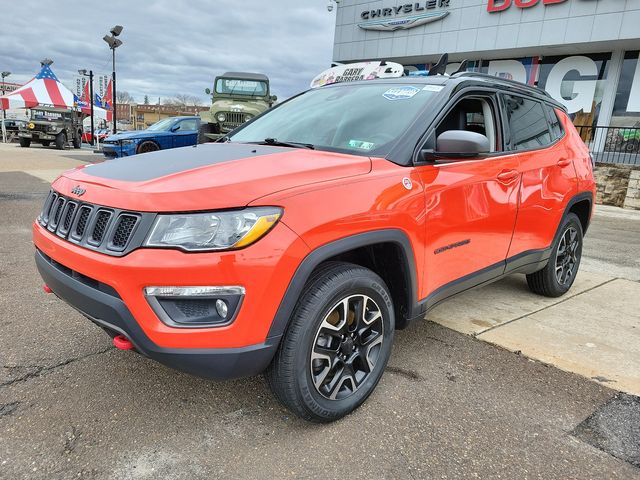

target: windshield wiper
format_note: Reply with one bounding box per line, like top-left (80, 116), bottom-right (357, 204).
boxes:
top-left (257, 138), bottom-right (315, 150)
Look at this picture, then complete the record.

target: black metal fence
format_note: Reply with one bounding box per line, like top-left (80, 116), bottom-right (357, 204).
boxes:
top-left (575, 125), bottom-right (640, 166)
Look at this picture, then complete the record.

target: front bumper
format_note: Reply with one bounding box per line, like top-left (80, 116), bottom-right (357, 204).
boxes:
top-left (19, 131), bottom-right (56, 141)
top-left (102, 142), bottom-right (137, 158)
top-left (35, 249), bottom-right (279, 379)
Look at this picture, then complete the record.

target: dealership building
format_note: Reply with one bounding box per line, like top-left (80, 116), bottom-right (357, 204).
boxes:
top-left (332, 0), bottom-right (640, 131)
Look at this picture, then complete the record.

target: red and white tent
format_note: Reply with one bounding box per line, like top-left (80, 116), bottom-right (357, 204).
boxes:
top-left (0, 64), bottom-right (75, 110)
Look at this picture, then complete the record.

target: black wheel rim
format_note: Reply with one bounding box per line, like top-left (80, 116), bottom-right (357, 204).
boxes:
top-left (310, 294), bottom-right (384, 400)
top-left (555, 226), bottom-right (579, 285)
top-left (140, 143), bottom-right (157, 153)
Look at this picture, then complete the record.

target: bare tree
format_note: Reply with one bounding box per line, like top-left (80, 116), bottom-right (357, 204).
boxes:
top-left (164, 94), bottom-right (203, 107)
top-left (116, 90), bottom-right (135, 104)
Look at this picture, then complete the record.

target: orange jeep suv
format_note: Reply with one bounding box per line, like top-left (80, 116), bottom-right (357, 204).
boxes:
top-left (34, 73), bottom-right (595, 422)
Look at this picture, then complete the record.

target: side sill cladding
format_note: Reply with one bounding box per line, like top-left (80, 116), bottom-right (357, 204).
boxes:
top-left (266, 229), bottom-right (419, 340)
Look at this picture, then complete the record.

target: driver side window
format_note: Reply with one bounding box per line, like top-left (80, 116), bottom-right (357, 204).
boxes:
top-left (435, 96), bottom-right (500, 153)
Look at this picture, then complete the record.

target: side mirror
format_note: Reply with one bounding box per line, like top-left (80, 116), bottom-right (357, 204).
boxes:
top-left (270, 95), bottom-right (278, 103)
top-left (170, 124), bottom-right (180, 132)
top-left (436, 130), bottom-right (490, 157)
top-left (205, 88), bottom-right (211, 95)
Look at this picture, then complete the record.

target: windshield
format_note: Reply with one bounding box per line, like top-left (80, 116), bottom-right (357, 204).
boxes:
top-left (147, 118), bottom-right (176, 131)
top-left (31, 110), bottom-right (70, 121)
top-left (229, 83), bottom-right (439, 154)
top-left (215, 78), bottom-right (268, 97)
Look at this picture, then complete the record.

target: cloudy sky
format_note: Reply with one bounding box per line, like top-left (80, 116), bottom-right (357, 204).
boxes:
top-left (2, 0), bottom-right (336, 103)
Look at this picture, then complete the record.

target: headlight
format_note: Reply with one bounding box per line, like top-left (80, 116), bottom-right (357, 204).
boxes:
top-left (48, 125), bottom-right (57, 132)
top-left (144, 207), bottom-right (282, 251)
top-left (121, 139), bottom-right (137, 145)
top-left (216, 112), bottom-right (226, 123)
top-left (244, 114), bottom-right (252, 122)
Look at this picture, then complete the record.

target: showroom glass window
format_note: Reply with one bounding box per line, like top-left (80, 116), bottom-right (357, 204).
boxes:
top-left (612, 51), bottom-right (640, 127)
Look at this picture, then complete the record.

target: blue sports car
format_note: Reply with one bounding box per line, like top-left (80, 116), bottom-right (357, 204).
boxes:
top-left (102, 116), bottom-right (200, 158)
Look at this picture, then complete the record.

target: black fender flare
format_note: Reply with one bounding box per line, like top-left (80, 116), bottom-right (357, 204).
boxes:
top-left (266, 229), bottom-right (419, 340)
top-left (562, 190), bottom-right (593, 234)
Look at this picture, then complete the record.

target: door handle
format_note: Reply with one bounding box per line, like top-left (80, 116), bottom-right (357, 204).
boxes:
top-left (497, 169), bottom-right (520, 184)
top-left (557, 158), bottom-right (572, 167)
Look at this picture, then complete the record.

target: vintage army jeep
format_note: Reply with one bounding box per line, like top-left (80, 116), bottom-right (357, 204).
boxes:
top-left (18, 107), bottom-right (83, 150)
top-left (199, 72), bottom-right (277, 141)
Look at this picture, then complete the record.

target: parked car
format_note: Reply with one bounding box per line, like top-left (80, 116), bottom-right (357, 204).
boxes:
top-left (101, 116), bottom-right (200, 158)
top-left (18, 107), bottom-right (82, 149)
top-left (33, 72), bottom-right (595, 422)
top-left (82, 128), bottom-right (109, 144)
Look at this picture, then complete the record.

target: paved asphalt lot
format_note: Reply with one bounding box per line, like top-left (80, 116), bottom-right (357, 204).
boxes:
top-left (1, 145), bottom-right (639, 479)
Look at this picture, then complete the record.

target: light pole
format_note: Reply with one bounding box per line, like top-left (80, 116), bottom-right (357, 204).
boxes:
top-left (1, 71), bottom-right (10, 143)
top-left (78, 69), bottom-right (94, 146)
top-left (103, 25), bottom-right (123, 134)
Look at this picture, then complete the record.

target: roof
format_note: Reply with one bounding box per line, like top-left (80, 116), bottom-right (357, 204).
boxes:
top-left (220, 72), bottom-right (269, 82)
top-left (317, 72), bottom-right (565, 111)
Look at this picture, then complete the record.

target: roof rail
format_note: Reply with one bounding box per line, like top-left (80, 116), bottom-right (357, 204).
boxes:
top-left (452, 71), bottom-right (552, 99)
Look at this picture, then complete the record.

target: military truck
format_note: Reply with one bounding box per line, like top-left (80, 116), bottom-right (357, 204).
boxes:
top-left (18, 107), bottom-right (83, 149)
top-left (199, 72), bottom-right (277, 141)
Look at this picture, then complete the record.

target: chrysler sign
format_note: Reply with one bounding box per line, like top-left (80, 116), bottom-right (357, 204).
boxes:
top-left (359, 1), bottom-right (451, 31)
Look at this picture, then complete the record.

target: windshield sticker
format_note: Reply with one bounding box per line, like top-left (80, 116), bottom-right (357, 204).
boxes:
top-left (422, 85), bottom-right (444, 92)
top-left (382, 86), bottom-right (420, 101)
top-left (348, 139), bottom-right (376, 150)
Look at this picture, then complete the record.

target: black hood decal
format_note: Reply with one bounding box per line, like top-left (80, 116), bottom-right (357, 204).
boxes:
top-left (83, 143), bottom-right (291, 182)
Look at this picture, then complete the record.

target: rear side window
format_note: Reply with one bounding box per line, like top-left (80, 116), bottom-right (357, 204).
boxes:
top-left (502, 95), bottom-right (552, 151)
top-left (544, 104), bottom-right (564, 141)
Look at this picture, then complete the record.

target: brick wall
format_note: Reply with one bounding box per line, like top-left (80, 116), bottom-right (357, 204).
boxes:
top-left (624, 170), bottom-right (640, 210)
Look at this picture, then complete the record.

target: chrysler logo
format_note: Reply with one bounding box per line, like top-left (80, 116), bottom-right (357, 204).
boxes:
top-left (359, 1), bottom-right (451, 31)
top-left (71, 186), bottom-right (86, 196)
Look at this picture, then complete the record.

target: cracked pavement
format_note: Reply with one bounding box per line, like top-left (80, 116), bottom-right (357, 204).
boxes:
top-left (1, 145), bottom-right (639, 479)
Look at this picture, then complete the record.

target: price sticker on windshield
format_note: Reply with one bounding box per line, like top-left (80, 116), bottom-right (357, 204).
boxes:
top-left (382, 86), bottom-right (420, 101)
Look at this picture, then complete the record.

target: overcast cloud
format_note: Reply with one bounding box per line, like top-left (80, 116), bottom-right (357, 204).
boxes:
top-left (1, 0), bottom-right (336, 103)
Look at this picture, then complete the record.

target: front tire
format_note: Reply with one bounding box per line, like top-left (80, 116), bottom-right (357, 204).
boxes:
top-left (55, 132), bottom-right (66, 150)
top-left (137, 141), bottom-right (159, 154)
top-left (266, 262), bottom-right (394, 422)
top-left (19, 138), bottom-right (31, 148)
top-left (526, 212), bottom-right (583, 297)
top-left (41, 140), bottom-right (51, 147)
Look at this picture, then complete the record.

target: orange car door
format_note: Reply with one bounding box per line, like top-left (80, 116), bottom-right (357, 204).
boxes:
top-left (415, 93), bottom-right (521, 303)
top-left (500, 95), bottom-right (578, 262)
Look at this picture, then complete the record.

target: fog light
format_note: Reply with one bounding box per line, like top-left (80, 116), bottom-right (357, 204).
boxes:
top-left (215, 299), bottom-right (228, 319)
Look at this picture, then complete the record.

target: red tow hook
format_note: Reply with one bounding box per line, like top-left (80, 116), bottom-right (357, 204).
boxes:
top-left (43, 284), bottom-right (53, 294)
top-left (113, 335), bottom-right (134, 351)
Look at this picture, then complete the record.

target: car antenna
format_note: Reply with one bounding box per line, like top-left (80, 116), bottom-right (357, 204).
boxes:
top-left (427, 53), bottom-right (448, 76)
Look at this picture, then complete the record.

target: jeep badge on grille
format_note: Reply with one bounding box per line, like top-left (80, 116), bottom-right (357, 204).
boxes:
top-left (71, 186), bottom-right (86, 196)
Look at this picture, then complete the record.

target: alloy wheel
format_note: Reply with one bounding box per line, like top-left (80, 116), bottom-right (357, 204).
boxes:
top-left (310, 294), bottom-right (384, 400)
top-left (555, 226), bottom-right (580, 285)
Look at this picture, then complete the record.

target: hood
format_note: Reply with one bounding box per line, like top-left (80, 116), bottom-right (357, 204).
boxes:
top-left (53, 143), bottom-right (371, 212)
top-left (104, 130), bottom-right (168, 142)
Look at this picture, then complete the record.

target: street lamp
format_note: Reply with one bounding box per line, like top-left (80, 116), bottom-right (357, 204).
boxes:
top-left (103, 25), bottom-right (123, 134)
top-left (1, 71), bottom-right (10, 143)
top-left (78, 69), bottom-right (94, 146)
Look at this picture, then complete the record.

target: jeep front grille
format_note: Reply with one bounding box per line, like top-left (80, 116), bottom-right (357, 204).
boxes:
top-left (38, 190), bottom-right (155, 257)
top-left (221, 112), bottom-right (246, 131)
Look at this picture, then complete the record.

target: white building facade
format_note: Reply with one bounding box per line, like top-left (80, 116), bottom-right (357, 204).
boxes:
top-left (332, 0), bottom-right (640, 129)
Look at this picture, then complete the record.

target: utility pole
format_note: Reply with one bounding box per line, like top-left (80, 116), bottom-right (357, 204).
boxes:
top-left (1, 71), bottom-right (10, 143)
top-left (78, 69), bottom-right (95, 145)
top-left (103, 25), bottom-right (123, 134)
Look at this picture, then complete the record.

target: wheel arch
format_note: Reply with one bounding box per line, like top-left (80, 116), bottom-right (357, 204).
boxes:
top-left (267, 229), bottom-right (419, 340)
top-left (564, 191), bottom-right (593, 235)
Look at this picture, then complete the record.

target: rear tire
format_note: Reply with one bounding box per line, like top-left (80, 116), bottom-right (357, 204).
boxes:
top-left (55, 132), bottom-right (66, 150)
top-left (19, 138), bottom-right (31, 148)
top-left (265, 262), bottom-right (394, 422)
top-left (526, 213), bottom-right (583, 297)
top-left (73, 132), bottom-right (81, 149)
top-left (41, 140), bottom-right (50, 147)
